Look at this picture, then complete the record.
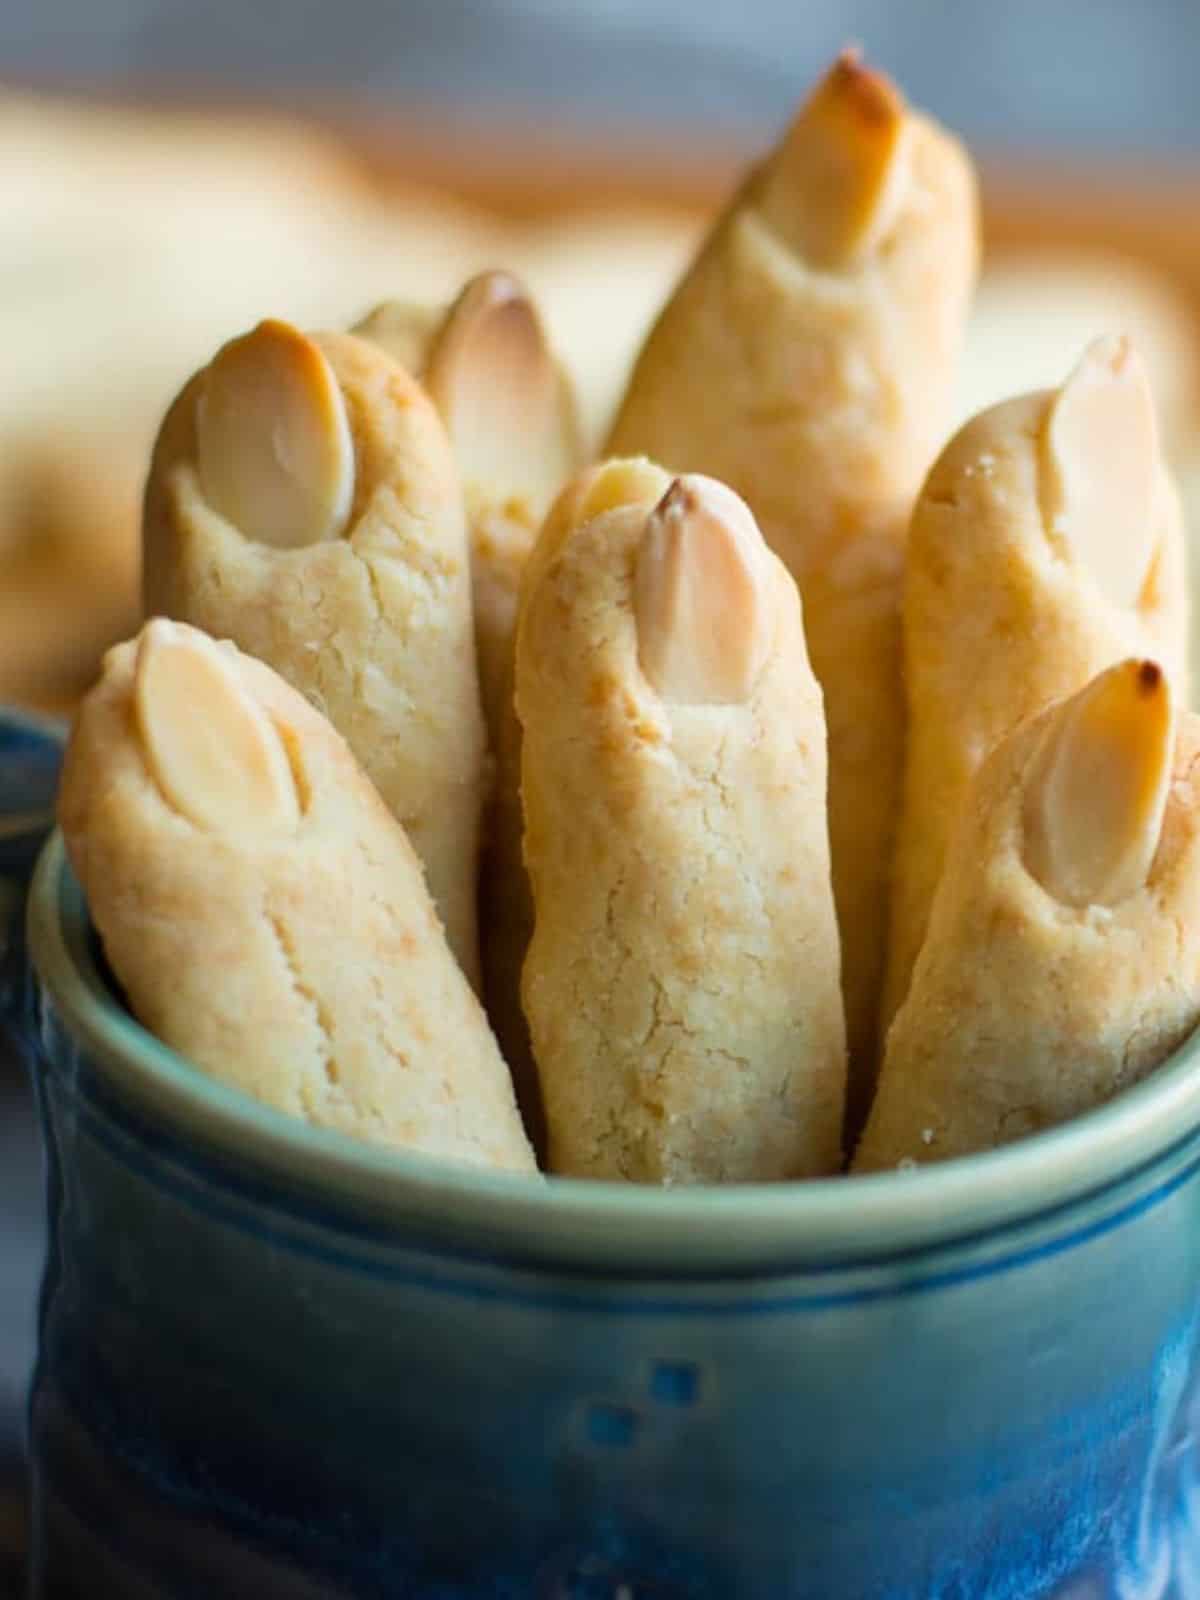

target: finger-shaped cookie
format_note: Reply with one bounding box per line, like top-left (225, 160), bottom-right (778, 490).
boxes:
top-left (882, 336), bottom-right (1189, 1038)
top-left (357, 272), bottom-right (584, 1145)
top-left (59, 620), bottom-right (536, 1175)
top-left (469, 462), bottom-right (610, 1153)
top-left (355, 271), bottom-right (582, 722)
top-left (143, 319), bottom-right (486, 983)
top-left (517, 464), bottom-right (846, 1183)
top-left (856, 659), bottom-right (1198, 1170)
top-left (606, 50), bottom-right (980, 1137)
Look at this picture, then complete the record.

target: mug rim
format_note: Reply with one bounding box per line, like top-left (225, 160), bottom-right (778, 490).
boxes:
top-left (27, 827), bottom-right (1200, 1273)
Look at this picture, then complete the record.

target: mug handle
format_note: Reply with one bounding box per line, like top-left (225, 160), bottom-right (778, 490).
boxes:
top-left (0, 709), bottom-right (66, 1047)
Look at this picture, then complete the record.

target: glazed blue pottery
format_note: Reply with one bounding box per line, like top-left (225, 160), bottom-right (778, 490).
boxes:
top-left (6, 704), bottom-right (1200, 1598)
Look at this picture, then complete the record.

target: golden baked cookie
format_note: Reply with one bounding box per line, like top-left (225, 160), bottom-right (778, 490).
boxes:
top-left (605, 50), bottom-right (980, 1138)
top-left (517, 461), bottom-right (846, 1183)
top-left (857, 659), bottom-right (1198, 1169)
top-left (143, 320), bottom-right (487, 984)
top-left (355, 272), bottom-right (580, 706)
top-left (59, 620), bottom-right (536, 1175)
top-left (882, 335), bottom-right (1190, 1037)
top-left (356, 270), bottom-right (583, 1148)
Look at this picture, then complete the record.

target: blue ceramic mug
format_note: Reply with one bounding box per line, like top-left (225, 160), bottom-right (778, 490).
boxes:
top-left (5, 702), bottom-right (1200, 1598)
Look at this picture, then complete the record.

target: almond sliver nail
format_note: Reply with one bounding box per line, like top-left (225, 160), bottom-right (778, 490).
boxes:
top-left (1024, 658), bottom-right (1172, 907)
top-left (424, 271), bottom-right (579, 518)
top-left (195, 319), bottom-right (355, 550)
top-left (758, 49), bottom-right (911, 268)
top-left (1040, 334), bottom-right (1158, 609)
top-left (135, 619), bottom-right (301, 834)
top-left (636, 474), bottom-right (773, 705)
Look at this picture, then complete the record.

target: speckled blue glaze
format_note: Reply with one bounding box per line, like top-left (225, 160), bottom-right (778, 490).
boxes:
top-left (6, 707), bottom-right (1200, 1598)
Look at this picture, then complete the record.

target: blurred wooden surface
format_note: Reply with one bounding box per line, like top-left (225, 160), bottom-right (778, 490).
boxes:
top-left (2, 95), bottom-right (1200, 728)
top-left (983, 160), bottom-right (1200, 318)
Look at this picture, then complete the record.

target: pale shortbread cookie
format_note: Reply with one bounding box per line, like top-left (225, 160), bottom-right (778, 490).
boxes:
top-left (143, 320), bottom-right (487, 984)
top-left (605, 51), bottom-right (980, 1136)
top-left (857, 659), bottom-right (1199, 1169)
top-left (59, 620), bottom-right (536, 1175)
top-left (354, 270), bottom-right (581, 724)
top-left (882, 336), bottom-right (1190, 1038)
top-left (471, 462), bottom-right (619, 1154)
top-left (517, 462), bottom-right (846, 1183)
top-left (356, 271), bottom-right (584, 1149)
top-left (506, 460), bottom-right (636, 1145)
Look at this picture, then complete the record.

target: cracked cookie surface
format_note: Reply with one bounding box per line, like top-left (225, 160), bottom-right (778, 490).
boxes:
top-left (858, 660), bottom-right (1200, 1170)
top-left (605, 52), bottom-right (979, 1140)
top-left (59, 620), bottom-right (535, 1174)
top-left (517, 466), bottom-right (845, 1183)
top-left (143, 322), bottom-right (486, 984)
top-left (882, 338), bottom-right (1190, 1040)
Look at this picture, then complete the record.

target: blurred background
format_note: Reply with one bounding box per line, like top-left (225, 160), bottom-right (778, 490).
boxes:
top-left (4, 0), bottom-right (1200, 1584)
top-left (6, 0), bottom-right (1200, 708)
top-left (6, 0), bottom-right (1200, 153)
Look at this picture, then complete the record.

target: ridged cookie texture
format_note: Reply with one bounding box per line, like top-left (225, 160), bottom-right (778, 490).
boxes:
top-left (59, 619), bottom-right (536, 1176)
top-left (882, 335), bottom-right (1190, 1038)
top-left (606, 50), bottom-right (980, 1138)
top-left (857, 659), bottom-right (1199, 1170)
top-left (357, 272), bottom-right (583, 1149)
top-left (517, 462), bottom-right (846, 1184)
top-left (142, 319), bottom-right (487, 984)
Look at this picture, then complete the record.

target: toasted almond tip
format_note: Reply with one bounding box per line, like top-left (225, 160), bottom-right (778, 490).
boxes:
top-left (1137, 658), bottom-right (1163, 696)
top-left (824, 47), bottom-right (905, 124)
top-left (761, 50), bottom-right (910, 267)
top-left (654, 478), bottom-right (695, 520)
top-left (456, 268), bottom-right (531, 315)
